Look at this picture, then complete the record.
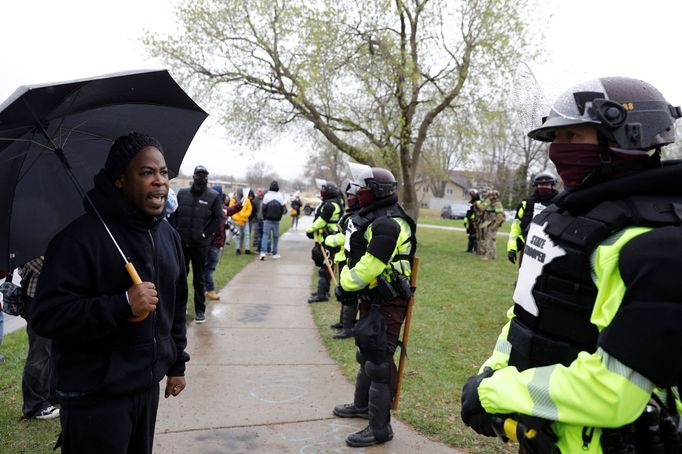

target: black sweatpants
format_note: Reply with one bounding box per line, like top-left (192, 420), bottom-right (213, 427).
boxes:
top-left (59, 383), bottom-right (160, 454)
top-left (183, 244), bottom-right (209, 314)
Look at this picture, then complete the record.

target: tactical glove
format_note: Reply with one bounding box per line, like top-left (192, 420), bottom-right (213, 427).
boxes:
top-left (507, 251), bottom-right (517, 264)
top-left (335, 285), bottom-right (359, 304)
top-left (461, 367), bottom-right (496, 437)
top-left (306, 230), bottom-right (315, 239)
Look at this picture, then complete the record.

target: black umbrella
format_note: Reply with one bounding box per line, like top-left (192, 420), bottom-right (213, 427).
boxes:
top-left (0, 69), bottom-right (208, 279)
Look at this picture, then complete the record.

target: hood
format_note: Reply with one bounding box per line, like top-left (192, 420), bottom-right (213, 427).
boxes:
top-left (85, 170), bottom-right (164, 230)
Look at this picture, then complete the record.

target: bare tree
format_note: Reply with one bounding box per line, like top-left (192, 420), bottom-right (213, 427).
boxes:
top-left (245, 161), bottom-right (278, 188)
top-left (303, 144), bottom-right (349, 187)
top-left (146, 0), bottom-right (539, 217)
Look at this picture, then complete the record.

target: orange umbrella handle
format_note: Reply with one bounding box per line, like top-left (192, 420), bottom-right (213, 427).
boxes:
top-left (125, 262), bottom-right (149, 323)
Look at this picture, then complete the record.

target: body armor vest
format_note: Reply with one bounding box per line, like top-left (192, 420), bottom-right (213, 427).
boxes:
top-left (509, 193), bottom-right (682, 372)
top-left (175, 187), bottom-right (219, 246)
top-left (345, 200), bottom-right (416, 269)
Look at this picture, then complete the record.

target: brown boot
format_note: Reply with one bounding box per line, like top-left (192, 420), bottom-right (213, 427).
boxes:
top-left (206, 290), bottom-right (220, 301)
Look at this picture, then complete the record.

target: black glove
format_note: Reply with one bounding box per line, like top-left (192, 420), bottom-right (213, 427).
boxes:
top-left (507, 251), bottom-right (517, 264)
top-left (335, 285), bottom-right (359, 304)
top-left (461, 367), bottom-right (496, 437)
top-left (306, 230), bottom-right (315, 239)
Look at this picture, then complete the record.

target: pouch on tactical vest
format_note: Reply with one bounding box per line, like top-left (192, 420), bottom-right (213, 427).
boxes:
top-left (354, 304), bottom-right (387, 360)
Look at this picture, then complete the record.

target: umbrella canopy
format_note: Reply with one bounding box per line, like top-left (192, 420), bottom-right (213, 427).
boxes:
top-left (0, 69), bottom-right (208, 271)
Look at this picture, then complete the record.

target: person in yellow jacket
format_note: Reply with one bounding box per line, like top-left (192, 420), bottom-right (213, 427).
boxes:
top-left (230, 188), bottom-right (253, 255)
top-left (461, 77), bottom-right (682, 453)
top-left (332, 164), bottom-right (417, 448)
top-left (506, 171), bottom-right (558, 266)
top-left (306, 179), bottom-right (344, 303)
top-left (325, 180), bottom-right (361, 339)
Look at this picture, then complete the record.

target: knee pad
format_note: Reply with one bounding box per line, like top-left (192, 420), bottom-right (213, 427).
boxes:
top-left (365, 360), bottom-right (390, 383)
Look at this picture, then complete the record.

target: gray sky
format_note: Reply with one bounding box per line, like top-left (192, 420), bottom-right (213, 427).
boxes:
top-left (1, 0), bottom-right (681, 180)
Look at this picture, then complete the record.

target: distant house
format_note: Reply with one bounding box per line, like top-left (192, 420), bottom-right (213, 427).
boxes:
top-left (414, 171), bottom-right (473, 209)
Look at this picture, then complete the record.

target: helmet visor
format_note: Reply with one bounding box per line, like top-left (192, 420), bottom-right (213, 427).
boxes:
top-left (348, 162), bottom-right (373, 188)
top-left (528, 79), bottom-right (608, 142)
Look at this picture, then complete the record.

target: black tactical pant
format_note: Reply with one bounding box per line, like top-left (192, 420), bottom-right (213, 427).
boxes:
top-left (354, 297), bottom-right (407, 441)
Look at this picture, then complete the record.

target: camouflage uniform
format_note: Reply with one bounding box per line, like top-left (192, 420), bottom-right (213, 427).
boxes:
top-left (480, 195), bottom-right (504, 260)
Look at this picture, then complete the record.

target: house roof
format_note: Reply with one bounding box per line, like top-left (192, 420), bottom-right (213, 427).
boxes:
top-left (415, 170), bottom-right (473, 189)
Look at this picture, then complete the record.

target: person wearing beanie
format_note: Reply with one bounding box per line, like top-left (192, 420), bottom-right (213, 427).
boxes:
top-left (259, 180), bottom-right (286, 260)
top-left (31, 132), bottom-right (189, 454)
top-left (169, 165), bottom-right (223, 323)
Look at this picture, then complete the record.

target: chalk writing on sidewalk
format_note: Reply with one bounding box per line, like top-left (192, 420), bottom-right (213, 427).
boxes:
top-left (279, 421), bottom-right (367, 454)
top-left (249, 375), bottom-right (314, 404)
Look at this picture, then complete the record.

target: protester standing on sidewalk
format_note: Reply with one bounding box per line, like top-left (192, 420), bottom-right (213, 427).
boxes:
top-left (290, 195), bottom-right (302, 231)
top-left (170, 165), bottom-right (222, 323)
top-left (251, 188), bottom-right (265, 254)
top-left (18, 257), bottom-right (60, 420)
top-left (259, 181), bottom-right (285, 260)
top-left (333, 165), bottom-right (417, 448)
top-left (31, 132), bottom-right (190, 454)
top-left (231, 188), bottom-right (253, 255)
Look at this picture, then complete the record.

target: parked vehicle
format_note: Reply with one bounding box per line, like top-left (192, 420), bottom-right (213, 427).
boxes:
top-left (440, 202), bottom-right (469, 220)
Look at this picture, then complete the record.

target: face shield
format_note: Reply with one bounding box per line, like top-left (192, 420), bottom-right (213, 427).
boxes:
top-left (348, 162), bottom-right (373, 188)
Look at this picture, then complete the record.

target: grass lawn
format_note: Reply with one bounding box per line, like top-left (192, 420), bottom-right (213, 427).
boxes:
top-left (0, 216), bottom-right (291, 453)
top-left (311, 224), bottom-right (517, 453)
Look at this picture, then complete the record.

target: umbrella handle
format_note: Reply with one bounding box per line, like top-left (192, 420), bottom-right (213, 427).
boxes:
top-left (125, 262), bottom-right (149, 323)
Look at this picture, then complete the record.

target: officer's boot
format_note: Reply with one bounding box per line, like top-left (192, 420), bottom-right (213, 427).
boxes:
top-left (307, 268), bottom-right (330, 303)
top-left (333, 360), bottom-right (370, 418)
top-left (330, 305), bottom-right (343, 330)
top-left (346, 361), bottom-right (393, 447)
top-left (333, 303), bottom-right (356, 339)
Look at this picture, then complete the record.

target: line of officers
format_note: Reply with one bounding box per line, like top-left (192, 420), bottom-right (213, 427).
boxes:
top-left (308, 74), bottom-right (682, 454)
top-left (304, 163), bottom-right (417, 448)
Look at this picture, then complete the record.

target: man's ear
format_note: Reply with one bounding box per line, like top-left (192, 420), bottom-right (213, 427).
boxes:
top-left (115, 175), bottom-right (124, 189)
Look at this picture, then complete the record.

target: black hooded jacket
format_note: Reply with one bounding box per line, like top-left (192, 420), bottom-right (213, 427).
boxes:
top-left (31, 171), bottom-right (189, 396)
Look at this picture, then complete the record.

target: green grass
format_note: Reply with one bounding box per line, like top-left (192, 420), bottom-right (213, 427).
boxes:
top-left (311, 226), bottom-right (518, 453)
top-left (0, 218), bottom-right (292, 453)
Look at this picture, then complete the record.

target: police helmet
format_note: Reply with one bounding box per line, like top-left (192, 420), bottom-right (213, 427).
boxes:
top-left (529, 77), bottom-right (681, 151)
top-left (488, 189), bottom-right (500, 198)
top-left (532, 171), bottom-right (557, 186)
top-left (347, 163), bottom-right (397, 199)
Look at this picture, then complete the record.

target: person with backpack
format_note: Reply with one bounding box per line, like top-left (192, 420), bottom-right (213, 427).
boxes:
top-left (259, 180), bottom-right (286, 260)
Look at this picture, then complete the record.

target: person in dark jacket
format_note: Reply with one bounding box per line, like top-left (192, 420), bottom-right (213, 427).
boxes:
top-left (31, 132), bottom-right (190, 454)
top-left (170, 165), bottom-right (222, 323)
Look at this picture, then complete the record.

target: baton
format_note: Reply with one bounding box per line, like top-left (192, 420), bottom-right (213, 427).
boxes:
top-left (392, 256), bottom-right (419, 410)
top-left (314, 232), bottom-right (338, 287)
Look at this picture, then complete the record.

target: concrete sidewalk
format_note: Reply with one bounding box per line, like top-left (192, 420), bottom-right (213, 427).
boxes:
top-left (154, 216), bottom-right (462, 453)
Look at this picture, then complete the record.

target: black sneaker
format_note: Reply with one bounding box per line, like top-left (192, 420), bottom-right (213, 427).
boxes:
top-left (330, 322), bottom-right (343, 329)
top-left (333, 330), bottom-right (354, 340)
top-left (195, 312), bottom-right (206, 324)
top-left (333, 403), bottom-right (369, 419)
top-left (346, 424), bottom-right (393, 447)
top-left (244, 250), bottom-right (252, 255)
top-left (236, 249), bottom-right (242, 255)
top-left (35, 405), bottom-right (60, 420)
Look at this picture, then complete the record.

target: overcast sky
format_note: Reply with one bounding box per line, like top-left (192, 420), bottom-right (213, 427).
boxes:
top-left (1, 0), bottom-right (681, 180)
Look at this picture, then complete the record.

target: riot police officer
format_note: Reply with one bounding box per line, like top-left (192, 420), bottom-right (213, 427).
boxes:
top-left (506, 171), bottom-right (558, 265)
top-left (306, 179), bottom-right (344, 303)
top-left (333, 164), bottom-right (417, 447)
top-left (325, 180), bottom-right (361, 339)
top-left (461, 77), bottom-right (682, 453)
top-left (478, 189), bottom-right (505, 260)
top-left (464, 189), bottom-right (480, 253)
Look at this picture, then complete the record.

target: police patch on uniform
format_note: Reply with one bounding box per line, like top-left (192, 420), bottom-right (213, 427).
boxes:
top-left (512, 221), bottom-right (566, 316)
